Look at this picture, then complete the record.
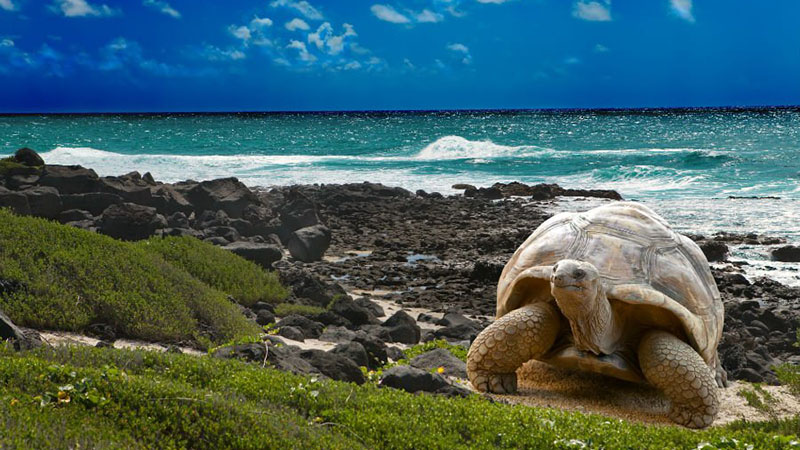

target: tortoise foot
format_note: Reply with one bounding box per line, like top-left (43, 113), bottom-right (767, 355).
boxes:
top-left (669, 404), bottom-right (716, 429)
top-left (470, 371), bottom-right (517, 394)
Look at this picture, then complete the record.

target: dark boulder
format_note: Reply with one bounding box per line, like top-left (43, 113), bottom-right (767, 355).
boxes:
top-left (21, 186), bottom-right (62, 219)
top-left (39, 165), bottom-right (99, 194)
top-left (381, 310), bottom-right (421, 344)
top-left (435, 323), bottom-right (481, 342)
top-left (213, 342), bottom-right (319, 375)
top-left (0, 186), bottom-right (31, 215)
top-left (61, 192), bottom-right (123, 216)
top-left (298, 349), bottom-right (365, 384)
top-left (255, 309), bottom-right (276, 326)
top-left (318, 326), bottom-right (357, 344)
top-left (287, 224), bottom-right (332, 263)
top-left (386, 346), bottom-right (405, 362)
top-left (224, 242), bottom-right (282, 269)
top-left (452, 183), bottom-right (476, 191)
top-left (410, 348), bottom-right (467, 378)
top-left (185, 177), bottom-right (258, 219)
top-left (98, 176), bottom-right (152, 204)
top-left (276, 265), bottom-right (348, 308)
top-left (353, 333), bottom-right (389, 370)
top-left (278, 189), bottom-right (321, 240)
top-left (470, 259), bottom-right (504, 282)
top-left (380, 365), bottom-right (449, 393)
top-left (329, 296), bottom-right (373, 327)
top-left (145, 185), bottom-right (192, 216)
top-left (13, 147), bottom-right (44, 167)
top-left (771, 245), bottom-right (800, 262)
top-left (699, 240), bottom-right (729, 262)
top-left (276, 315), bottom-right (324, 339)
top-left (436, 312), bottom-right (477, 328)
top-left (167, 211), bottom-right (190, 228)
top-left (0, 308), bottom-right (26, 344)
top-left (331, 341), bottom-right (370, 369)
top-left (464, 186), bottom-right (503, 200)
top-left (58, 209), bottom-right (93, 224)
top-left (98, 203), bottom-right (167, 241)
top-left (276, 326), bottom-right (305, 342)
top-left (356, 297), bottom-right (385, 318)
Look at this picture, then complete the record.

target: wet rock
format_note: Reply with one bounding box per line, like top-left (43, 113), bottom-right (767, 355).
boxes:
top-left (331, 341), bottom-right (370, 368)
top-left (224, 241), bottom-right (282, 269)
top-left (771, 245), bottom-right (800, 262)
top-left (288, 224), bottom-right (332, 263)
top-left (299, 349), bottom-right (365, 384)
top-left (698, 240), bottom-right (729, 262)
top-left (410, 348), bottom-right (467, 378)
top-left (252, 302), bottom-right (275, 313)
top-left (464, 186), bottom-right (503, 200)
top-left (381, 310), bottom-right (421, 344)
top-left (470, 259), bottom-right (504, 282)
top-left (276, 315), bottom-right (324, 339)
top-left (452, 184), bottom-right (476, 191)
top-left (276, 326), bottom-right (305, 342)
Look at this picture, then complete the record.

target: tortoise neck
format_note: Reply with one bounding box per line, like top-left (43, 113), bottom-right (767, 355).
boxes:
top-left (557, 284), bottom-right (620, 355)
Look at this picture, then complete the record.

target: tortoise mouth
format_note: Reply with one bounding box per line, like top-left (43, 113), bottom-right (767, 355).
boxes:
top-left (551, 282), bottom-right (585, 291)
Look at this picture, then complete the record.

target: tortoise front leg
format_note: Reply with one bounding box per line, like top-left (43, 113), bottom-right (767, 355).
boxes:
top-left (467, 302), bottom-right (560, 394)
top-left (638, 330), bottom-right (719, 428)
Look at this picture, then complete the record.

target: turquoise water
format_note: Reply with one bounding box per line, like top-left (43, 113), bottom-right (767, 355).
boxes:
top-left (1, 109), bottom-right (799, 283)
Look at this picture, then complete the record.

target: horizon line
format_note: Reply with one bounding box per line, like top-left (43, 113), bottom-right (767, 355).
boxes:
top-left (2, 104), bottom-right (800, 116)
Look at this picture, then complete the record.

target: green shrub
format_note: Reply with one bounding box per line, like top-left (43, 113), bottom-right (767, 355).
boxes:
top-left (140, 236), bottom-right (287, 306)
top-left (403, 339), bottom-right (468, 362)
top-left (0, 345), bottom-right (797, 449)
top-left (0, 210), bottom-right (258, 346)
top-left (274, 303), bottom-right (326, 317)
top-left (776, 364), bottom-right (800, 396)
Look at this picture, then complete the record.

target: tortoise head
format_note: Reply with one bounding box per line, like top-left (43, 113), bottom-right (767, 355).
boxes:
top-left (550, 260), bottom-right (602, 316)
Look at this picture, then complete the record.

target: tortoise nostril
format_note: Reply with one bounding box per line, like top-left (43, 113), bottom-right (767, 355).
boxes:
top-left (573, 269), bottom-right (586, 280)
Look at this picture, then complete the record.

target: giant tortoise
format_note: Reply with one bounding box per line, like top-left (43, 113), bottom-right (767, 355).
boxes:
top-left (466, 202), bottom-right (726, 428)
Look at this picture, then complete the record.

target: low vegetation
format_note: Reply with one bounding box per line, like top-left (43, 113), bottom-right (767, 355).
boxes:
top-left (0, 344), bottom-right (798, 449)
top-left (140, 236), bottom-right (287, 306)
top-left (273, 302), bottom-right (326, 317)
top-left (0, 210), bottom-right (260, 346)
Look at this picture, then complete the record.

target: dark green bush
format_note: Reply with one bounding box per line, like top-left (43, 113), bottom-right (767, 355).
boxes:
top-left (140, 236), bottom-right (287, 307)
top-left (0, 210), bottom-right (258, 346)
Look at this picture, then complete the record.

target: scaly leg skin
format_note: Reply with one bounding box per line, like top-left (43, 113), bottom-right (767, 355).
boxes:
top-left (467, 302), bottom-right (560, 394)
top-left (638, 330), bottom-right (719, 428)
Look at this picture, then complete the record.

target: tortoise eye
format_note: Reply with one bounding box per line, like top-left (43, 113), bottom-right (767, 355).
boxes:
top-left (573, 269), bottom-right (586, 279)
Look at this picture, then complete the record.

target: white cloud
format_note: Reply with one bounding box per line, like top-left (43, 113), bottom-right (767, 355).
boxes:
top-left (343, 61), bottom-right (361, 70)
top-left (476, 0), bottom-right (511, 3)
top-left (564, 56), bottom-right (580, 64)
top-left (594, 43), bottom-right (609, 53)
top-left (307, 22), bottom-right (357, 55)
top-left (51, 0), bottom-right (118, 17)
top-left (285, 17), bottom-right (310, 31)
top-left (370, 4), bottom-right (410, 24)
top-left (572, 1), bottom-right (611, 22)
top-left (270, 0), bottom-right (323, 20)
top-left (415, 9), bottom-right (443, 23)
top-left (197, 44), bottom-right (246, 61)
top-left (251, 16), bottom-right (273, 28)
top-left (670, 0), bottom-right (695, 22)
top-left (1, 38), bottom-right (13, 47)
top-left (287, 39), bottom-right (316, 62)
top-left (143, 0), bottom-right (180, 18)
top-left (229, 25), bottom-right (251, 43)
top-left (446, 43), bottom-right (469, 54)
top-left (0, 0), bottom-right (16, 12)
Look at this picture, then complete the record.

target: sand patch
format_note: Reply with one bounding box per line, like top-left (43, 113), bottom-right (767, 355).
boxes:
top-left (475, 360), bottom-right (799, 427)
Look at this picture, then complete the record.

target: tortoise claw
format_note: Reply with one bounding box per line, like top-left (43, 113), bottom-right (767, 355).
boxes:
top-left (470, 371), bottom-right (517, 394)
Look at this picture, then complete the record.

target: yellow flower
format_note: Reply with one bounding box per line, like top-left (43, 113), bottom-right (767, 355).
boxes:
top-left (57, 391), bottom-right (70, 404)
top-left (437, 367), bottom-right (445, 374)
top-left (9, 398), bottom-right (18, 407)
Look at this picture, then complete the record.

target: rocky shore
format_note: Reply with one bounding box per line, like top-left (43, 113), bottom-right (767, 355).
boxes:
top-left (1, 147), bottom-right (798, 391)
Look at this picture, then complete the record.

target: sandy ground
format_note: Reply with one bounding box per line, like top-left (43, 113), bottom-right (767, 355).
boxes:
top-left (478, 360), bottom-right (800, 427)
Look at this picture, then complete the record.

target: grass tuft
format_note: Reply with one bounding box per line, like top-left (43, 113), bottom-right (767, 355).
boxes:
top-left (0, 209), bottom-right (259, 347)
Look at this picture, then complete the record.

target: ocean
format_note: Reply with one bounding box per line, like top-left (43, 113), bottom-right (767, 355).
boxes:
top-left (2, 108), bottom-right (799, 284)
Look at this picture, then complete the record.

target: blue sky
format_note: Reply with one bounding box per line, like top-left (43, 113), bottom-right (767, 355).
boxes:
top-left (1, 0), bottom-right (799, 112)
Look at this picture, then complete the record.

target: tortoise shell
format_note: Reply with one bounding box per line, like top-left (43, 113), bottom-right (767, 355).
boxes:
top-left (496, 202), bottom-right (724, 367)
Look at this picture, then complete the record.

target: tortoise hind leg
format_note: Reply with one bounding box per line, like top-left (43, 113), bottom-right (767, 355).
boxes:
top-left (638, 330), bottom-right (719, 428)
top-left (467, 302), bottom-right (560, 394)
